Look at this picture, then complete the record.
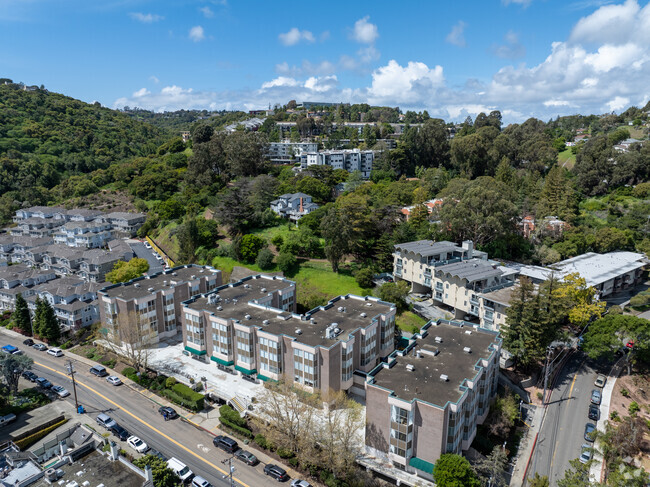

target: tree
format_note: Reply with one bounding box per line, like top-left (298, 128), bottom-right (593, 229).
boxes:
top-left (527, 473), bottom-right (549, 487)
top-left (221, 130), bottom-right (268, 177)
top-left (535, 166), bottom-right (578, 221)
top-left (35, 299), bottom-right (60, 343)
top-left (255, 248), bottom-right (275, 270)
top-left (378, 281), bottom-right (410, 313)
top-left (487, 392), bottom-right (519, 439)
top-left (557, 459), bottom-right (590, 487)
top-left (415, 119), bottom-right (451, 168)
top-left (276, 252), bottom-right (297, 274)
top-left (133, 455), bottom-right (180, 487)
top-left (321, 207), bottom-right (350, 273)
top-left (0, 353), bottom-right (33, 395)
top-left (239, 234), bottom-right (265, 262)
top-left (106, 258), bottom-right (150, 284)
top-left (354, 267), bottom-right (375, 289)
top-left (554, 273), bottom-right (605, 332)
top-left (215, 180), bottom-right (253, 236)
top-left (433, 453), bottom-right (480, 487)
top-left (474, 446), bottom-right (509, 487)
top-left (280, 227), bottom-right (322, 258)
top-left (176, 217), bottom-right (200, 264)
top-left (101, 311), bottom-right (154, 372)
top-left (13, 293), bottom-right (32, 335)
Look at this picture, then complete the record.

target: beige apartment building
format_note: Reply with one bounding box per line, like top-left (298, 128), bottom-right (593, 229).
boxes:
top-left (365, 319), bottom-right (501, 482)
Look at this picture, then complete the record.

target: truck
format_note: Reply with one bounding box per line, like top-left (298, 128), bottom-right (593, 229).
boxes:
top-left (0, 414), bottom-right (17, 428)
top-left (167, 457), bottom-right (193, 483)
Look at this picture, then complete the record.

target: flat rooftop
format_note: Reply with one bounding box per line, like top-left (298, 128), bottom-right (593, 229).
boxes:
top-left (436, 259), bottom-right (504, 282)
top-left (480, 284), bottom-right (519, 306)
top-left (100, 265), bottom-right (219, 300)
top-left (369, 321), bottom-right (499, 407)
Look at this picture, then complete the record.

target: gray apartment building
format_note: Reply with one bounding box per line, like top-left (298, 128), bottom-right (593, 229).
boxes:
top-left (181, 275), bottom-right (396, 396)
top-left (365, 319), bottom-right (501, 482)
top-left (99, 265), bottom-right (222, 344)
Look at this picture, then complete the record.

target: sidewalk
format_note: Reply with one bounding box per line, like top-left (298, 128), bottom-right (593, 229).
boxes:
top-left (509, 404), bottom-right (545, 487)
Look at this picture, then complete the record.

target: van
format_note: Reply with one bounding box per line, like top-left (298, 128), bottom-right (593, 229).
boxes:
top-left (47, 348), bottom-right (63, 357)
top-left (167, 457), bottom-right (193, 483)
top-left (96, 413), bottom-right (117, 429)
top-left (90, 365), bottom-right (109, 377)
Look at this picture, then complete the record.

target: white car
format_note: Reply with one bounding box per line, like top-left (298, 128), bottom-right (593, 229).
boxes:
top-left (291, 481), bottom-right (312, 487)
top-left (51, 385), bottom-right (70, 398)
top-left (106, 376), bottom-right (122, 386)
top-left (47, 348), bottom-right (64, 357)
top-left (127, 435), bottom-right (149, 453)
top-left (144, 242), bottom-right (152, 249)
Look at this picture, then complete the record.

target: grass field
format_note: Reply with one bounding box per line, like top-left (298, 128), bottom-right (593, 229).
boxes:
top-left (396, 311), bottom-right (428, 334)
top-left (558, 148), bottom-right (576, 169)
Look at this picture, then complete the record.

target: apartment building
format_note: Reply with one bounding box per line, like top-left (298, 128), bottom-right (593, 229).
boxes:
top-left (10, 217), bottom-right (64, 238)
top-left (99, 265), bottom-right (222, 344)
top-left (268, 141), bottom-right (318, 164)
top-left (181, 275), bottom-right (396, 396)
top-left (0, 236), bottom-right (54, 263)
top-left (365, 319), bottom-right (501, 482)
top-left (477, 284), bottom-right (519, 331)
top-left (0, 264), bottom-right (58, 312)
top-left (53, 220), bottom-right (113, 248)
top-left (270, 193), bottom-right (319, 222)
top-left (520, 251), bottom-right (647, 298)
top-left (103, 212), bottom-right (147, 237)
top-left (302, 149), bottom-right (375, 178)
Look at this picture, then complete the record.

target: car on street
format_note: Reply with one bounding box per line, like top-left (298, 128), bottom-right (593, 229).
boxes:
top-left (110, 424), bottom-right (130, 441)
top-left (291, 480), bottom-right (312, 487)
top-left (9, 348), bottom-right (23, 355)
top-left (579, 444), bottom-right (593, 464)
top-left (51, 385), bottom-right (70, 398)
top-left (213, 435), bottom-right (239, 454)
top-left (47, 348), bottom-right (63, 357)
top-left (106, 376), bottom-right (122, 386)
top-left (591, 389), bottom-right (602, 405)
top-left (584, 423), bottom-right (597, 442)
top-left (96, 413), bottom-right (117, 429)
top-left (594, 374), bottom-right (606, 388)
top-left (22, 371), bottom-right (38, 382)
top-left (144, 241), bottom-right (152, 249)
top-left (191, 476), bottom-right (212, 487)
top-left (127, 435), bottom-right (149, 453)
top-left (158, 406), bottom-right (178, 419)
top-left (33, 343), bottom-right (47, 351)
top-left (36, 377), bottom-right (52, 389)
top-left (90, 365), bottom-right (109, 377)
top-left (235, 449), bottom-right (259, 466)
top-left (23, 338), bottom-right (34, 346)
top-left (1, 345), bottom-right (18, 354)
top-left (264, 464), bottom-right (289, 482)
top-left (147, 448), bottom-right (167, 462)
top-left (588, 404), bottom-right (600, 421)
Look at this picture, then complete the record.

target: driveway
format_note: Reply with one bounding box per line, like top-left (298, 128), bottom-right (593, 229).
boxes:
top-left (128, 240), bottom-right (163, 274)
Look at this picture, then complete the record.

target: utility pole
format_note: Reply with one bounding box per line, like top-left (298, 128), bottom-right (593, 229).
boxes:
top-left (66, 359), bottom-right (79, 410)
top-left (542, 346), bottom-right (552, 406)
top-left (221, 455), bottom-right (235, 487)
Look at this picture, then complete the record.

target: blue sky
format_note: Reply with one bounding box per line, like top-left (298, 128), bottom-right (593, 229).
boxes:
top-left (2, 0), bottom-right (649, 122)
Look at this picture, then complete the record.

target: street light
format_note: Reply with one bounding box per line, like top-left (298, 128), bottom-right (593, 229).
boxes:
top-left (221, 456), bottom-right (235, 487)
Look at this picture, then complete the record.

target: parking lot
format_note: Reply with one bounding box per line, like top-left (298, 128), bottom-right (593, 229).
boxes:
top-left (128, 239), bottom-right (164, 274)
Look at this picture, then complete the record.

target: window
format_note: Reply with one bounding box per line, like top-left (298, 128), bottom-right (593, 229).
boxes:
top-left (293, 348), bottom-right (317, 387)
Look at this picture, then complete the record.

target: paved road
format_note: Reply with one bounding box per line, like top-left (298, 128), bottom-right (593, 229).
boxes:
top-left (2, 335), bottom-right (282, 487)
top-left (528, 353), bottom-right (600, 485)
top-left (129, 240), bottom-right (163, 274)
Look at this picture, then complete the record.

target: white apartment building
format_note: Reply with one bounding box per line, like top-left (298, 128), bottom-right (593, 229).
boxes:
top-left (302, 149), bottom-right (375, 178)
top-left (268, 141), bottom-right (318, 164)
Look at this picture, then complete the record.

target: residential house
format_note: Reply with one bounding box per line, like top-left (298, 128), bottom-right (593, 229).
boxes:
top-left (78, 246), bottom-right (134, 282)
top-left (270, 193), bottom-right (319, 222)
top-left (519, 215), bottom-right (568, 239)
top-left (0, 236), bottom-right (53, 263)
top-left (103, 212), bottom-right (147, 237)
top-left (9, 217), bottom-right (65, 238)
top-left (224, 117), bottom-right (265, 133)
top-left (364, 319), bottom-right (500, 483)
top-left (0, 264), bottom-right (57, 312)
top-left (400, 199), bottom-right (444, 222)
top-left (13, 206), bottom-right (65, 222)
top-left (53, 220), bottom-right (113, 248)
top-left (614, 138), bottom-right (643, 152)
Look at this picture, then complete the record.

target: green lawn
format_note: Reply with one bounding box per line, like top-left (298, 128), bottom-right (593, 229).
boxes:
top-left (396, 311), bottom-right (428, 334)
top-left (557, 148), bottom-right (576, 169)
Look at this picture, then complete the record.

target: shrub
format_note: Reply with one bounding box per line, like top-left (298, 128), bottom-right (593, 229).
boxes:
top-left (276, 252), bottom-right (297, 274)
top-left (86, 348), bottom-right (96, 359)
top-left (14, 418), bottom-right (68, 450)
top-left (271, 235), bottom-right (284, 248)
top-left (255, 248), bottom-right (275, 270)
top-left (629, 401), bottom-right (640, 415)
top-left (621, 388), bottom-right (630, 397)
top-left (254, 434), bottom-right (268, 449)
top-left (610, 411), bottom-right (620, 421)
top-left (276, 447), bottom-right (294, 459)
top-left (101, 358), bottom-right (116, 368)
top-left (165, 377), bottom-right (177, 389)
top-left (193, 381), bottom-right (203, 392)
top-left (61, 341), bottom-right (72, 350)
top-left (169, 383), bottom-right (204, 411)
top-left (239, 234), bottom-right (266, 263)
top-left (354, 267), bottom-right (375, 289)
top-left (219, 418), bottom-right (253, 438)
top-left (288, 457), bottom-right (299, 467)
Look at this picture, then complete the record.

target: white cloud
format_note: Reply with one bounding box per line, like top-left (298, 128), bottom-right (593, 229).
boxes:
top-left (278, 27), bottom-right (315, 46)
top-left (544, 100), bottom-right (572, 107)
top-left (570, 0), bottom-right (646, 44)
top-left (605, 96), bottom-right (630, 111)
top-left (445, 21), bottom-right (467, 48)
top-left (199, 6), bottom-right (214, 18)
top-left (189, 25), bottom-right (205, 42)
top-left (320, 31), bottom-right (330, 42)
top-left (149, 76), bottom-right (159, 84)
top-left (129, 12), bottom-right (163, 23)
top-left (357, 45), bottom-right (380, 63)
top-left (133, 88), bottom-right (150, 97)
top-left (351, 16), bottom-right (378, 44)
top-left (303, 75), bottom-right (338, 93)
top-left (492, 31), bottom-right (526, 59)
top-left (368, 60), bottom-right (445, 104)
top-left (260, 77), bottom-right (300, 90)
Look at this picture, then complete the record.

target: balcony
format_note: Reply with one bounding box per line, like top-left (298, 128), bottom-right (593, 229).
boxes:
top-left (435, 291), bottom-right (443, 301)
top-left (424, 277), bottom-right (431, 286)
top-left (481, 281), bottom-right (515, 294)
top-left (431, 257), bottom-right (462, 267)
top-left (435, 283), bottom-right (444, 292)
top-left (470, 295), bottom-right (479, 305)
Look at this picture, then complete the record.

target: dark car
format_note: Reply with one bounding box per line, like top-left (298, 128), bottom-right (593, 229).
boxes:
top-left (23, 338), bottom-right (34, 346)
top-left (264, 464), bottom-right (289, 482)
top-left (158, 406), bottom-right (178, 419)
top-left (213, 435), bottom-right (239, 454)
top-left (33, 343), bottom-right (47, 351)
top-left (109, 423), bottom-right (130, 441)
top-left (235, 449), bottom-right (259, 466)
top-left (36, 377), bottom-right (52, 389)
top-left (147, 448), bottom-right (168, 462)
top-left (584, 423), bottom-right (596, 442)
top-left (588, 404), bottom-right (600, 421)
top-left (22, 371), bottom-right (38, 382)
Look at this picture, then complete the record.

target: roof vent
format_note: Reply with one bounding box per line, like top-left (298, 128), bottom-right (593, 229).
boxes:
top-left (337, 306), bottom-right (344, 312)
top-left (245, 314), bottom-right (251, 320)
top-left (148, 287), bottom-right (154, 292)
top-left (191, 275), bottom-right (196, 279)
top-left (163, 280), bottom-right (167, 286)
top-left (416, 350), bottom-right (422, 358)
top-left (465, 330), bottom-right (472, 335)
top-left (365, 302), bottom-right (373, 307)
top-left (261, 288), bottom-right (267, 293)
top-left (440, 374), bottom-right (449, 381)
top-left (244, 284), bottom-right (251, 288)
top-left (262, 319), bottom-right (270, 325)
top-left (463, 347), bottom-right (472, 353)
top-left (295, 328), bottom-right (302, 335)
top-left (134, 283), bottom-right (140, 288)
top-left (232, 298), bottom-right (238, 304)
top-left (435, 336), bottom-right (443, 343)
top-left (216, 306), bottom-right (223, 311)
top-left (310, 318), bottom-right (315, 324)
top-left (406, 364), bottom-right (415, 372)
top-left (172, 272), bottom-right (177, 276)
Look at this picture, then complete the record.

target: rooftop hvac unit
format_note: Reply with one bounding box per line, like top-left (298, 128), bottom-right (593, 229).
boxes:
top-left (172, 272), bottom-right (178, 276)
top-left (262, 319), bottom-right (270, 325)
top-left (310, 318), bottom-right (315, 324)
top-left (440, 374), bottom-right (449, 381)
top-left (338, 306), bottom-right (344, 312)
top-left (295, 328), bottom-right (302, 335)
top-left (360, 312), bottom-right (367, 318)
top-left (406, 364), bottom-right (415, 371)
top-left (191, 275), bottom-right (196, 279)
top-left (261, 288), bottom-right (267, 293)
top-left (244, 284), bottom-right (251, 288)
top-left (435, 336), bottom-right (443, 343)
top-left (416, 350), bottom-right (422, 358)
top-left (463, 347), bottom-right (472, 353)
top-left (465, 330), bottom-right (472, 335)
top-left (216, 306), bottom-right (223, 311)
top-left (163, 280), bottom-right (167, 286)
top-left (232, 299), bottom-right (238, 304)
top-left (44, 468), bottom-right (58, 481)
top-left (365, 302), bottom-right (373, 307)
top-left (134, 283), bottom-right (140, 288)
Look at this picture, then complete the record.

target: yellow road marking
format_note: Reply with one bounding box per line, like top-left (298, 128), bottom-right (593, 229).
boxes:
top-left (569, 370), bottom-right (579, 397)
top-left (36, 361), bottom-right (249, 487)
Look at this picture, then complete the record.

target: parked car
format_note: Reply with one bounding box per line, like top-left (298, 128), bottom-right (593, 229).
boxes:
top-left (147, 448), bottom-right (167, 462)
top-left (1, 345), bottom-right (18, 354)
top-left (22, 371), bottom-right (38, 382)
top-left (23, 338), bottom-right (34, 346)
top-left (158, 406), bottom-right (178, 419)
top-left (144, 241), bottom-right (152, 249)
top-left (167, 457), bottom-right (193, 483)
top-left (291, 480), bottom-right (312, 487)
top-left (0, 414), bottom-right (17, 428)
top-left (106, 376), bottom-right (122, 386)
top-left (36, 377), bottom-right (52, 389)
top-left (264, 464), bottom-right (289, 482)
top-left (588, 404), bottom-right (600, 421)
top-left (235, 449), bottom-right (259, 466)
top-left (594, 374), bottom-right (606, 388)
top-left (96, 413), bottom-right (117, 429)
top-left (110, 424), bottom-right (130, 441)
top-left (584, 423), bottom-right (597, 442)
top-left (51, 385), bottom-right (70, 398)
top-left (90, 365), bottom-right (109, 377)
top-left (33, 343), bottom-right (47, 351)
top-left (579, 444), bottom-right (593, 464)
top-left (590, 389), bottom-right (602, 405)
top-left (191, 476), bottom-right (212, 487)
top-left (47, 348), bottom-right (63, 357)
top-left (9, 348), bottom-right (22, 355)
top-left (213, 435), bottom-right (239, 454)
top-left (127, 435), bottom-right (149, 453)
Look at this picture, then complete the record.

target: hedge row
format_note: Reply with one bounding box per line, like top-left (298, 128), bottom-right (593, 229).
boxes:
top-left (171, 383), bottom-right (204, 409)
top-left (12, 415), bottom-right (65, 442)
top-left (15, 418), bottom-right (68, 450)
top-left (219, 418), bottom-right (253, 438)
top-left (219, 405), bottom-right (247, 428)
top-left (160, 388), bottom-right (203, 412)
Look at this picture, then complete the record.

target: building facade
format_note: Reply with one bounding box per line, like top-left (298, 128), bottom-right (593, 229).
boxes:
top-left (270, 193), bottom-right (319, 222)
top-left (302, 149), bottom-right (375, 178)
top-left (268, 141), bottom-right (318, 164)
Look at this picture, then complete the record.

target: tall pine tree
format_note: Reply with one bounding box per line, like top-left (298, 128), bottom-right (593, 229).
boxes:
top-left (14, 293), bottom-right (32, 336)
top-left (33, 297), bottom-right (45, 338)
top-left (39, 300), bottom-right (61, 344)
